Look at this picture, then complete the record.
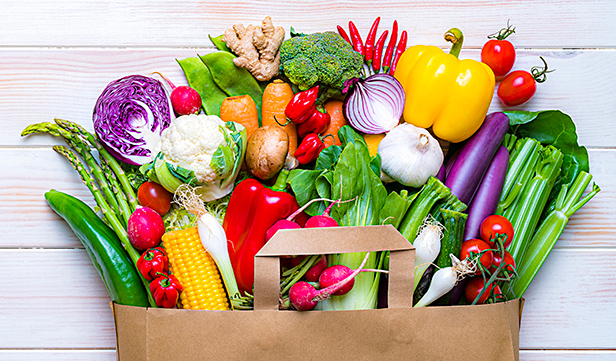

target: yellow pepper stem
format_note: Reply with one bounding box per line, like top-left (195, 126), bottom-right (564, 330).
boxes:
top-left (444, 28), bottom-right (464, 58)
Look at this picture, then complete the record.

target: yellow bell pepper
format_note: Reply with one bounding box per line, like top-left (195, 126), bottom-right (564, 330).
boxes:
top-left (394, 28), bottom-right (495, 143)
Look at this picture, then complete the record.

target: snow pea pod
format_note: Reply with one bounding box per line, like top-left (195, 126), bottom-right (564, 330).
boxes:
top-left (208, 34), bottom-right (232, 52)
top-left (200, 51), bottom-right (263, 124)
top-left (177, 56), bottom-right (227, 116)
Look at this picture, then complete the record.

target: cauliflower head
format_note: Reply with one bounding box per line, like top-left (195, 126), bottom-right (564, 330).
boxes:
top-left (142, 114), bottom-right (247, 201)
top-left (159, 114), bottom-right (226, 183)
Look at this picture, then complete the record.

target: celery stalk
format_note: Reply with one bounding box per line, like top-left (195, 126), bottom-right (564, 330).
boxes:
top-left (497, 138), bottom-right (541, 214)
top-left (508, 171), bottom-right (600, 298)
top-left (504, 145), bottom-right (563, 264)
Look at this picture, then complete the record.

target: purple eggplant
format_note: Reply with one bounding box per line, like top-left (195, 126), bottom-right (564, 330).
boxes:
top-left (436, 164), bottom-right (446, 182)
top-left (444, 147), bottom-right (461, 179)
top-left (445, 112), bottom-right (510, 205)
top-left (463, 145), bottom-right (510, 241)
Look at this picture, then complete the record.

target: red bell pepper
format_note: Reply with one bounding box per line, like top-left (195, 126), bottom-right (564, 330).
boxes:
top-left (284, 85), bottom-right (319, 124)
top-left (149, 272), bottom-right (183, 308)
top-left (297, 107), bottom-right (331, 138)
top-left (136, 246), bottom-right (169, 281)
top-left (295, 133), bottom-right (326, 164)
top-left (223, 170), bottom-right (307, 295)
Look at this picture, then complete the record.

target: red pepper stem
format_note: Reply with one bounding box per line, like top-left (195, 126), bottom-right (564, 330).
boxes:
top-left (271, 169), bottom-right (290, 192)
top-left (273, 115), bottom-right (292, 126)
top-left (321, 133), bottom-right (335, 144)
top-left (155, 272), bottom-right (171, 288)
top-left (444, 28), bottom-right (464, 58)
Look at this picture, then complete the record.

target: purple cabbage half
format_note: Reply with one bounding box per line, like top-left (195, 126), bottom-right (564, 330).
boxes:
top-left (93, 75), bottom-right (174, 165)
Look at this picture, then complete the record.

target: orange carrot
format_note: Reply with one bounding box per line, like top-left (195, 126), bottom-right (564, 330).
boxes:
top-left (262, 80), bottom-right (298, 154)
top-left (220, 95), bottom-right (259, 140)
top-left (322, 100), bottom-right (349, 148)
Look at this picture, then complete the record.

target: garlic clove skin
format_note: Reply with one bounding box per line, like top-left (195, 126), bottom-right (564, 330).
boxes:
top-left (377, 123), bottom-right (444, 187)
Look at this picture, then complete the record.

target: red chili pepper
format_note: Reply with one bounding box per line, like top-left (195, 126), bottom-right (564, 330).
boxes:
top-left (372, 30), bottom-right (389, 73)
top-left (382, 20), bottom-right (398, 72)
top-left (364, 17), bottom-right (381, 63)
top-left (295, 133), bottom-right (326, 164)
top-left (348, 21), bottom-right (364, 56)
top-left (389, 30), bottom-right (407, 76)
top-left (284, 85), bottom-right (319, 124)
top-left (223, 171), bottom-right (308, 295)
top-left (149, 273), bottom-right (183, 308)
top-left (297, 107), bottom-right (331, 138)
top-left (337, 25), bottom-right (351, 44)
top-left (136, 246), bottom-right (168, 281)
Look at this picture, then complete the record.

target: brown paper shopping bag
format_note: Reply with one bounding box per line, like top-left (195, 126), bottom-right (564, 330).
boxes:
top-left (113, 225), bottom-right (521, 361)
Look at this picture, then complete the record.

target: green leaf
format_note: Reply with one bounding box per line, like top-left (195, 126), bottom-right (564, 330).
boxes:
top-left (379, 190), bottom-right (417, 228)
top-left (287, 169), bottom-right (328, 216)
top-left (331, 141), bottom-right (387, 226)
top-left (167, 163), bottom-right (196, 184)
top-left (338, 125), bottom-right (367, 147)
top-left (316, 145), bottom-right (342, 170)
top-left (210, 143), bottom-right (234, 178)
top-left (504, 110), bottom-right (542, 125)
top-left (510, 110), bottom-right (590, 216)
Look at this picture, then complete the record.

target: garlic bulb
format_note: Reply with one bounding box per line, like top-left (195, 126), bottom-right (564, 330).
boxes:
top-left (377, 123), bottom-right (444, 187)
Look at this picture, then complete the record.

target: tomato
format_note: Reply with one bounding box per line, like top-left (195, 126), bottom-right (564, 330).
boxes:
top-left (481, 39), bottom-right (516, 77)
top-left (490, 250), bottom-right (516, 274)
top-left (137, 181), bottom-right (172, 216)
top-left (497, 56), bottom-right (552, 107)
top-left (465, 277), bottom-right (502, 304)
top-left (460, 239), bottom-right (494, 275)
top-left (497, 70), bottom-right (536, 107)
top-left (480, 215), bottom-right (514, 249)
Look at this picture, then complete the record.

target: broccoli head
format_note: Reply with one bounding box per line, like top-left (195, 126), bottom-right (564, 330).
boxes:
top-left (279, 31), bottom-right (364, 92)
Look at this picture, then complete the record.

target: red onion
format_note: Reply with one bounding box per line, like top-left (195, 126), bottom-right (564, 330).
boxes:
top-left (342, 73), bottom-right (405, 134)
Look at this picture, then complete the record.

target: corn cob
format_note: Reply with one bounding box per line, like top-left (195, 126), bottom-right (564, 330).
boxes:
top-left (162, 227), bottom-right (230, 310)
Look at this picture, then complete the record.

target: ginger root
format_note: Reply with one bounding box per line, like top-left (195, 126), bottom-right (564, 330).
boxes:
top-left (223, 17), bottom-right (285, 81)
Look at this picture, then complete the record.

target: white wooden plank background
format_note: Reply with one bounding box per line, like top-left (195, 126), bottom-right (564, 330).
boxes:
top-left (1, 1), bottom-right (614, 360)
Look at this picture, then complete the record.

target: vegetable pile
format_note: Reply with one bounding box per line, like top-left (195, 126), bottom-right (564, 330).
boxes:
top-left (24, 17), bottom-right (599, 312)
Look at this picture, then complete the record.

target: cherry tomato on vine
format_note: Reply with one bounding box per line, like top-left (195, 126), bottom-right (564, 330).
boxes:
top-left (465, 277), bottom-right (502, 304)
top-left (490, 250), bottom-right (516, 274)
top-left (481, 22), bottom-right (516, 77)
top-left (497, 56), bottom-right (553, 107)
top-left (480, 214), bottom-right (514, 248)
top-left (460, 239), bottom-right (494, 275)
top-left (137, 181), bottom-right (172, 216)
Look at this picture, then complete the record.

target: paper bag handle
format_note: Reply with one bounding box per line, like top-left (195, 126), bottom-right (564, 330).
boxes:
top-left (253, 225), bottom-right (415, 311)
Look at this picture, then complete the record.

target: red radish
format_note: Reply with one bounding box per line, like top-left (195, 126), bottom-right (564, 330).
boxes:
top-left (127, 207), bottom-right (166, 251)
top-left (318, 264), bottom-right (355, 296)
top-left (304, 200), bottom-right (340, 228)
top-left (154, 72), bottom-right (201, 116)
top-left (305, 255), bottom-right (327, 282)
top-left (265, 197), bottom-right (336, 242)
top-left (289, 252), bottom-right (371, 311)
top-left (266, 219), bottom-right (301, 242)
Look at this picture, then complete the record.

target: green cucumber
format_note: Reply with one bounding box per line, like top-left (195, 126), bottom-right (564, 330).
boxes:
top-left (435, 209), bottom-right (467, 269)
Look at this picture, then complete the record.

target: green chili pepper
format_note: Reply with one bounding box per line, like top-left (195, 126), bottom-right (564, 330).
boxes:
top-left (177, 57), bottom-right (228, 116)
top-left (45, 189), bottom-right (149, 307)
top-left (208, 34), bottom-right (232, 52)
top-left (199, 51), bottom-right (263, 124)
